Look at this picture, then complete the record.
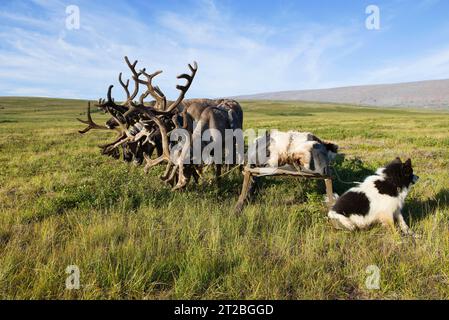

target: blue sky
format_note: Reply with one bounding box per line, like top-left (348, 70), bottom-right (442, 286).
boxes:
top-left (1, 0), bottom-right (449, 99)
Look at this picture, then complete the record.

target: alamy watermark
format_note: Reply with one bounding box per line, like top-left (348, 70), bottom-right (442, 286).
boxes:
top-left (167, 126), bottom-right (267, 166)
top-left (365, 265), bottom-right (381, 290)
top-left (366, 5), bottom-right (380, 30)
top-left (65, 5), bottom-right (80, 30)
top-left (65, 265), bottom-right (80, 290)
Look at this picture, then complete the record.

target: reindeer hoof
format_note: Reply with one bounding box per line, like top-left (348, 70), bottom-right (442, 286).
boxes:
top-left (165, 177), bottom-right (176, 187)
top-left (172, 181), bottom-right (187, 191)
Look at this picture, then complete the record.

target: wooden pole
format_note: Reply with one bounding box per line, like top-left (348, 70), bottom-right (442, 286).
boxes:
top-left (325, 178), bottom-right (334, 208)
top-left (235, 169), bottom-right (252, 214)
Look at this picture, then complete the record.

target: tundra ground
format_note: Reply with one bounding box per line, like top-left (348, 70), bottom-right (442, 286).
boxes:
top-left (0, 97), bottom-right (448, 299)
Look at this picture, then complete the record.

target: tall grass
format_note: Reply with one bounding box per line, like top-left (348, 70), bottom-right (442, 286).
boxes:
top-left (0, 97), bottom-right (448, 299)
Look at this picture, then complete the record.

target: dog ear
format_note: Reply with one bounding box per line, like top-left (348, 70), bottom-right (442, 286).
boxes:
top-left (393, 157), bottom-right (402, 163)
top-left (402, 159), bottom-right (413, 176)
top-left (325, 142), bottom-right (339, 153)
top-left (404, 158), bottom-right (412, 167)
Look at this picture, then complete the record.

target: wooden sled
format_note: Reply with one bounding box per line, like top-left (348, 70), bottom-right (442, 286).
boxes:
top-left (235, 166), bottom-right (334, 213)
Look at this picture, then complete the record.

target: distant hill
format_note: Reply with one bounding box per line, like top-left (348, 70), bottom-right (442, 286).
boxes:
top-left (233, 79), bottom-right (449, 109)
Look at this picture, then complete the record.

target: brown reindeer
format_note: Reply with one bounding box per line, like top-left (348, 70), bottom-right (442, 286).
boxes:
top-left (77, 56), bottom-right (243, 190)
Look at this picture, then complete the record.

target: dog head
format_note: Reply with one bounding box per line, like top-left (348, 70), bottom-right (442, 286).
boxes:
top-left (324, 142), bottom-right (339, 161)
top-left (308, 142), bottom-right (338, 176)
top-left (382, 157), bottom-right (419, 188)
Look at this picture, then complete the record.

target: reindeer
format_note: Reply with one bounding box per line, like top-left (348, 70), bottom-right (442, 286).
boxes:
top-left (129, 63), bottom-right (243, 189)
top-left (77, 56), bottom-right (244, 191)
top-left (77, 56), bottom-right (192, 165)
top-left (161, 101), bottom-right (243, 190)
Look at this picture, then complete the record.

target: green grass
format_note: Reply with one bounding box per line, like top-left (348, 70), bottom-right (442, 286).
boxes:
top-left (0, 97), bottom-right (448, 299)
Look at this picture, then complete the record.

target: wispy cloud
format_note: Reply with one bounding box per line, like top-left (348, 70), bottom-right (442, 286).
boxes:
top-left (0, 0), bottom-right (448, 99)
top-left (0, 0), bottom-right (362, 99)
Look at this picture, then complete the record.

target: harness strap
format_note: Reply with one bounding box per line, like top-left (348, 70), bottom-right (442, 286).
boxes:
top-left (330, 164), bottom-right (363, 185)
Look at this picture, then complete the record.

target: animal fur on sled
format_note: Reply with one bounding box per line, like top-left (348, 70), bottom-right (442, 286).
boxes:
top-left (249, 131), bottom-right (338, 175)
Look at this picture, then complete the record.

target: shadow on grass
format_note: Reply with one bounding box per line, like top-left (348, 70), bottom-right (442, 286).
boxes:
top-left (404, 188), bottom-right (449, 222)
top-left (19, 175), bottom-right (176, 224)
top-left (227, 155), bottom-right (375, 208)
top-left (21, 153), bottom-right (444, 224)
top-left (330, 154), bottom-right (374, 195)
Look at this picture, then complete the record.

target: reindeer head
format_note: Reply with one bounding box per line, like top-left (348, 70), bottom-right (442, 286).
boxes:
top-left (77, 56), bottom-right (198, 168)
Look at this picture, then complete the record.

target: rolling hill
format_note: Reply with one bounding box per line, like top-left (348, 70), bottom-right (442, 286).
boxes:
top-left (233, 79), bottom-right (449, 109)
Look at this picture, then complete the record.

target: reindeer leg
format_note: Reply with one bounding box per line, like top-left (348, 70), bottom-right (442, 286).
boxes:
top-left (173, 163), bottom-right (188, 191)
top-left (184, 165), bottom-right (194, 185)
top-left (172, 133), bottom-right (191, 190)
top-left (215, 164), bottom-right (222, 185)
top-left (192, 167), bottom-right (200, 184)
top-left (143, 154), bottom-right (167, 173)
top-left (195, 166), bottom-right (204, 179)
top-left (165, 165), bottom-right (179, 187)
top-left (161, 163), bottom-right (173, 180)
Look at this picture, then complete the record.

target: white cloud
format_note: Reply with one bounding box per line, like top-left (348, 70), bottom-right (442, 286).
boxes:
top-left (0, 0), bottom-right (365, 99)
top-left (152, 3), bottom-right (362, 96)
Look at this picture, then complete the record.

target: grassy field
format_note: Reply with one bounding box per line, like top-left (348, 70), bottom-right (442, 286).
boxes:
top-left (0, 97), bottom-right (448, 299)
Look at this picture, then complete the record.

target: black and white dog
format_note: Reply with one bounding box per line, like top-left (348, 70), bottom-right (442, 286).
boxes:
top-left (328, 158), bottom-right (419, 235)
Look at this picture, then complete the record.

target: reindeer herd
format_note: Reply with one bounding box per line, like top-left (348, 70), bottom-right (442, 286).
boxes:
top-left (78, 57), bottom-right (337, 210)
top-left (78, 57), bottom-right (244, 191)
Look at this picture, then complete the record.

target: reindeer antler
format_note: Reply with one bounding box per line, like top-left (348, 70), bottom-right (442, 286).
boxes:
top-left (138, 61), bottom-right (198, 113)
top-left (123, 56), bottom-right (145, 106)
top-left (118, 73), bottom-right (130, 102)
top-left (107, 84), bottom-right (114, 104)
top-left (79, 58), bottom-right (199, 177)
top-left (142, 113), bottom-right (171, 171)
top-left (77, 102), bottom-right (109, 134)
top-left (164, 61), bottom-right (198, 113)
top-left (138, 69), bottom-right (167, 110)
